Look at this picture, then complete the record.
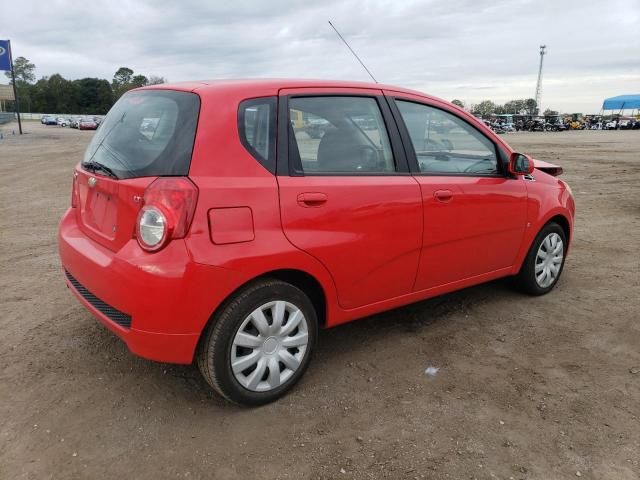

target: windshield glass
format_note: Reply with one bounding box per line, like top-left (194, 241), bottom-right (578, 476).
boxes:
top-left (83, 89), bottom-right (200, 179)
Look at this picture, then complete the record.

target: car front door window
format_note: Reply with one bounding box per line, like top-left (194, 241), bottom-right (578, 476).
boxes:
top-left (396, 100), bottom-right (499, 175)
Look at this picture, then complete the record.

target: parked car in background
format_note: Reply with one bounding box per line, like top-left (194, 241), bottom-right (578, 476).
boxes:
top-left (42, 116), bottom-right (58, 125)
top-left (304, 116), bottom-right (330, 139)
top-left (526, 118), bottom-right (546, 132)
top-left (617, 117), bottom-right (634, 130)
top-left (605, 120), bottom-right (617, 130)
top-left (78, 118), bottom-right (98, 130)
top-left (544, 122), bottom-right (567, 132)
top-left (57, 117), bottom-right (68, 127)
top-left (41, 115), bottom-right (49, 124)
top-left (59, 80), bottom-right (575, 405)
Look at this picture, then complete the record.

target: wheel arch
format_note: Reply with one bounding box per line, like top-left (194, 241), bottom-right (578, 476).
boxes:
top-left (548, 214), bottom-right (570, 244)
top-left (199, 268), bottom-right (328, 345)
top-left (513, 212), bottom-right (572, 275)
top-left (258, 269), bottom-right (327, 329)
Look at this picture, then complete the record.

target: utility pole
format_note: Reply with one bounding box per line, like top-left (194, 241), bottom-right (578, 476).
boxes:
top-left (534, 45), bottom-right (546, 116)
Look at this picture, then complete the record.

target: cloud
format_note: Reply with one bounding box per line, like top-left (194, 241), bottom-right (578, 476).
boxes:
top-left (2, 0), bottom-right (639, 112)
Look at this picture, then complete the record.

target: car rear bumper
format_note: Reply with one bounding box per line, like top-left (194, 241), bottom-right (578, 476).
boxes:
top-left (58, 208), bottom-right (240, 364)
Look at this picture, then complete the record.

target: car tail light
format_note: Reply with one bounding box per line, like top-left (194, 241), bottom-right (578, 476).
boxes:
top-left (135, 177), bottom-right (198, 252)
top-left (71, 171), bottom-right (79, 208)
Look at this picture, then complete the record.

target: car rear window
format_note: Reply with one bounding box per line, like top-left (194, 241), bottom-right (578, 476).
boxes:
top-left (83, 90), bottom-right (200, 179)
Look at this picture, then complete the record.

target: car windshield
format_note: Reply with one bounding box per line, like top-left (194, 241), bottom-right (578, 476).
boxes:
top-left (83, 89), bottom-right (200, 179)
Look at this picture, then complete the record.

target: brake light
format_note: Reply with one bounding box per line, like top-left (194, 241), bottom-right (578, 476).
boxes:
top-left (71, 171), bottom-right (79, 208)
top-left (135, 177), bottom-right (198, 252)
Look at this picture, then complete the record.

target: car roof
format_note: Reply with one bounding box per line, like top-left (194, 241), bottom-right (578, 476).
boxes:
top-left (136, 78), bottom-right (443, 103)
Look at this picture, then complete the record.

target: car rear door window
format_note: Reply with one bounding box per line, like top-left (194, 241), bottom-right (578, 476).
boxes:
top-left (288, 96), bottom-right (395, 174)
top-left (395, 100), bottom-right (499, 175)
top-left (239, 97), bottom-right (277, 173)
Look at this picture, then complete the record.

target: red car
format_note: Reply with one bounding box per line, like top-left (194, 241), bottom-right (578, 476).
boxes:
top-left (78, 119), bottom-right (98, 130)
top-left (58, 80), bottom-right (575, 405)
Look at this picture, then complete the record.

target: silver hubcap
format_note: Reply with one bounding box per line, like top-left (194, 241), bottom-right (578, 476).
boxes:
top-left (535, 232), bottom-right (564, 288)
top-left (231, 301), bottom-right (309, 392)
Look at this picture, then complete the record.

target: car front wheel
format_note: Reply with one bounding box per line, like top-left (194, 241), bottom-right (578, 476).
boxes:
top-left (197, 279), bottom-right (317, 406)
top-left (515, 222), bottom-right (567, 295)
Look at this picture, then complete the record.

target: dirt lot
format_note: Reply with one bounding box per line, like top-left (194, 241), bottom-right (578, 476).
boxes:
top-left (1, 122), bottom-right (639, 480)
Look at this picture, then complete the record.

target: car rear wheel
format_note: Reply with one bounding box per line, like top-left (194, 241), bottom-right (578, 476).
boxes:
top-left (515, 222), bottom-right (567, 295)
top-left (197, 279), bottom-right (317, 406)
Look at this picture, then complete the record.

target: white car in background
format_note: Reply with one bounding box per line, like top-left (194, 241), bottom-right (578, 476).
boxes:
top-left (605, 120), bottom-right (617, 130)
top-left (617, 118), bottom-right (633, 129)
top-left (57, 117), bottom-right (68, 127)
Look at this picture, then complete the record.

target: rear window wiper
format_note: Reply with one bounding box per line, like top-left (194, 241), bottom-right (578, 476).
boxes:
top-left (81, 160), bottom-right (119, 179)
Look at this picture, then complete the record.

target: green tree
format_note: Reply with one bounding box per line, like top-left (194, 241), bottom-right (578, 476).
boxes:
top-left (30, 77), bottom-right (49, 112)
top-left (543, 108), bottom-right (559, 116)
top-left (73, 78), bottom-right (114, 114)
top-left (472, 100), bottom-right (497, 118)
top-left (148, 75), bottom-right (167, 85)
top-left (451, 99), bottom-right (464, 109)
top-left (112, 67), bottom-right (134, 99)
top-left (4, 56), bottom-right (36, 84)
top-left (112, 67), bottom-right (133, 86)
top-left (94, 80), bottom-right (114, 114)
top-left (503, 99), bottom-right (527, 114)
top-left (12, 63), bottom-right (156, 114)
top-left (525, 98), bottom-right (537, 115)
top-left (45, 74), bottom-right (76, 112)
top-left (131, 74), bottom-right (149, 88)
top-left (3, 56), bottom-right (36, 112)
top-left (112, 67), bottom-right (150, 99)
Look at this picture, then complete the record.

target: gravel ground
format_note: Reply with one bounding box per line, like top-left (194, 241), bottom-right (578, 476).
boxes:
top-left (1, 122), bottom-right (639, 480)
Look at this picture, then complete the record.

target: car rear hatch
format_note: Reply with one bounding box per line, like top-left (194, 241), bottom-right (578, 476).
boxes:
top-left (74, 89), bottom-right (200, 252)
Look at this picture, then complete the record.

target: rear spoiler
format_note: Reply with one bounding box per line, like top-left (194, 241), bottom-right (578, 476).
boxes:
top-left (534, 159), bottom-right (563, 177)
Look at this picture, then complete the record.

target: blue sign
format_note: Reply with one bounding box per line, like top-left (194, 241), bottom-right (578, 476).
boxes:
top-left (0, 40), bottom-right (11, 71)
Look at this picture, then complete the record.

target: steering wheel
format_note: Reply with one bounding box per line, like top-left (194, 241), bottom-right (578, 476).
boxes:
top-left (464, 158), bottom-right (495, 173)
top-left (136, 130), bottom-right (152, 143)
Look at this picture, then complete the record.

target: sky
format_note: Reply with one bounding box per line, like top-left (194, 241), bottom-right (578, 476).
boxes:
top-left (2, 0), bottom-right (639, 113)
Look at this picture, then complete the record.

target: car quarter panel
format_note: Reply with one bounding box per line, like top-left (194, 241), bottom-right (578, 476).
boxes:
top-left (182, 86), bottom-right (342, 327)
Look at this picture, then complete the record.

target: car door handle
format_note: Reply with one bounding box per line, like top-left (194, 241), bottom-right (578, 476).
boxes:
top-left (297, 192), bottom-right (328, 207)
top-left (434, 190), bottom-right (453, 203)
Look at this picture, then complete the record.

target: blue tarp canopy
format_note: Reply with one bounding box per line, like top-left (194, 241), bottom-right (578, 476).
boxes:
top-left (602, 94), bottom-right (640, 110)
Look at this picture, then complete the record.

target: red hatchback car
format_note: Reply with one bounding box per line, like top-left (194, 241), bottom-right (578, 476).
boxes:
top-left (59, 80), bottom-right (575, 405)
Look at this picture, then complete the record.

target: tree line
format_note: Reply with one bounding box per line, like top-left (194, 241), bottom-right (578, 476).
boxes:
top-left (3, 57), bottom-right (166, 115)
top-left (5, 56), bottom-right (560, 118)
top-left (452, 98), bottom-right (558, 117)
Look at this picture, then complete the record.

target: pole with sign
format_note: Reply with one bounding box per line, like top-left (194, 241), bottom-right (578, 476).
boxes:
top-left (0, 40), bottom-right (22, 134)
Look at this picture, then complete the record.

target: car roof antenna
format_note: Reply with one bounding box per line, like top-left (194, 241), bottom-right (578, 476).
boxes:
top-left (328, 20), bottom-right (378, 83)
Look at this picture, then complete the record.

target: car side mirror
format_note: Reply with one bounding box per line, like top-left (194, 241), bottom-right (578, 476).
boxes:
top-left (508, 153), bottom-right (535, 175)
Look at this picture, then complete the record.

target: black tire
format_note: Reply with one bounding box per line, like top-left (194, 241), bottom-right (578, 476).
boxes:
top-left (197, 279), bottom-right (318, 406)
top-left (514, 222), bottom-right (567, 296)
